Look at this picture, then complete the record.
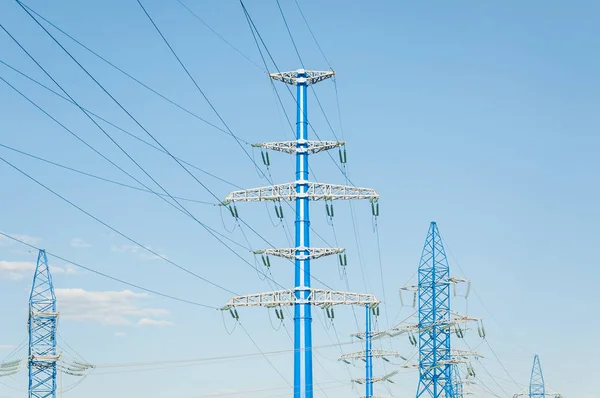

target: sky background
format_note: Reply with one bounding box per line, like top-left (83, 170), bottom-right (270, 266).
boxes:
top-left (0, 0), bottom-right (598, 397)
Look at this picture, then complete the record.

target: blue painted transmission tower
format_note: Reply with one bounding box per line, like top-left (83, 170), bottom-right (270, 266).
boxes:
top-left (514, 355), bottom-right (562, 398)
top-left (221, 69), bottom-right (381, 398)
top-left (28, 249), bottom-right (59, 398)
top-left (415, 222), bottom-right (454, 398)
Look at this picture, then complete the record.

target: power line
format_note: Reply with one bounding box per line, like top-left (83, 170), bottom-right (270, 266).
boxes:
top-left (0, 58), bottom-right (243, 190)
top-left (0, 231), bottom-right (219, 309)
top-left (173, 0), bottom-right (264, 72)
top-left (0, 143), bottom-right (214, 205)
top-left (0, 75), bottom-right (249, 253)
top-left (17, 1), bottom-right (247, 144)
top-left (0, 155), bottom-right (242, 295)
top-left (2, 14), bottom-right (288, 288)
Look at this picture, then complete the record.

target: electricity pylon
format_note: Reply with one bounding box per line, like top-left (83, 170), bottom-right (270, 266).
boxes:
top-left (220, 69), bottom-right (380, 398)
top-left (513, 355), bottom-right (562, 398)
top-left (28, 249), bottom-right (59, 398)
top-left (341, 305), bottom-right (401, 398)
top-left (353, 222), bottom-right (483, 397)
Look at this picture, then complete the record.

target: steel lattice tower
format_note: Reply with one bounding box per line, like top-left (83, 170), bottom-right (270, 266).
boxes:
top-left (416, 222), bottom-right (454, 398)
top-left (221, 69), bottom-right (380, 398)
top-left (529, 355), bottom-right (545, 398)
top-left (28, 249), bottom-right (59, 398)
top-left (450, 364), bottom-right (463, 398)
top-left (514, 355), bottom-right (562, 398)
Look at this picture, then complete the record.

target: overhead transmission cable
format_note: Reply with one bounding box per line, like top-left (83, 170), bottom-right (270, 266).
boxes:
top-left (0, 75), bottom-right (249, 254)
top-left (0, 59), bottom-right (242, 190)
top-left (0, 143), bottom-right (213, 205)
top-left (2, 11), bottom-right (296, 291)
top-left (0, 231), bottom-right (219, 309)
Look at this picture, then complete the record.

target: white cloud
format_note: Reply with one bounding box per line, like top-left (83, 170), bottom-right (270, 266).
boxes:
top-left (56, 288), bottom-right (170, 326)
top-left (70, 238), bottom-right (91, 248)
top-left (137, 318), bottom-right (173, 327)
top-left (114, 332), bottom-right (126, 337)
top-left (0, 260), bottom-right (73, 280)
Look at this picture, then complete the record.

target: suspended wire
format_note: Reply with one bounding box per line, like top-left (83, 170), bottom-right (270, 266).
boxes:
top-left (17, 2), bottom-right (248, 144)
top-left (441, 233), bottom-right (527, 389)
top-left (2, 16), bottom-right (293, 289)
top-left (174, 0), bottom-right (264, 72)
top-left (134, 0), bottom-right (267, 180)
top-left (238, 322), bottom-right (292, 388)
top-left (0, 76), bottom-right (248, 253)
top-left (293, 0), bottom-right (332, 69)
top-left (0, 59), bottom-right (243, 190)
top-left (0, 143), bottom-right (214, 205)
top-left (275, 0), bottom-right (304, 68)
top-left (0, 231), bottom-right (220, 309)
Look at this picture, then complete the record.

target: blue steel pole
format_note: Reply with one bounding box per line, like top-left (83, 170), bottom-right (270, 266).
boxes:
top-left (365, 305), bottom-right (373, 398)
top-left (294, 70), bottom-right (312, 398)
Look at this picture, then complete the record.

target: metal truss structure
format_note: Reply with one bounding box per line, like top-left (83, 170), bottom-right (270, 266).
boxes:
top-left (451, 365), bottom-right (464, 398)
top-left (253, 247), bottom-right (345, 260)
top-left (269, 69), bottom-right (335, 85)
top-left (340, 305), bottom-right (403, 398)
top-left (414, 222), bottom-right (456, 398)
top-left (223, 182), bottom-right (379, 204)
top-left (28, 250), bottom-right (58, 398)
top-left (221, 289), bottom-right (379, 310)
top-left (221, 69), bottom-right (379, 398)
top-left (252, 140), bottom-right (345, 155)
top-left (339, 350), bottom-right (405, 363)
top-left (513, 355), bottom-right (562, 398)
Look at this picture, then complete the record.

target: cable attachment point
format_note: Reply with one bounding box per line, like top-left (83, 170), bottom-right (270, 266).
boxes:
top-left (339, 253), bottom-right (347, 267)
top-left (325, 307), bottom-right (335, 319)
top-left (261, 150), bottom-right (270, 167)
top-left (371, 201), bottom-right (380, 217)
top-left (466, 363), bottom-right (476, 378)
top-left (261, 254), bottom-right (271, 268)
top-left (274, 201), bottom-right (284, 220)
top-left (228, 204), bottom-right (239, 219)
top-left (408, 332), bottom-right (417, 346)
top-left (372, 305), bottom-right (380, 317)
top-left (338, 147), bottom-right (347, 164)
top-left (229, 308), bottom-right (239, 320)
top-left (455, 324), bottom-right (465, 339)
top-left (274, 307), bottom-right (284, 320)
top-left (477, 320), bottom-right (486, 339)
top-left (325, 201), bottom-right (334, 219)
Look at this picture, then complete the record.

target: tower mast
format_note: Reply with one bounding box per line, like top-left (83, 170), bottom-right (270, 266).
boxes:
top-left (28, 249), bottom-right (59, 398)
top-left (221, 69), bottom-right (380, 398)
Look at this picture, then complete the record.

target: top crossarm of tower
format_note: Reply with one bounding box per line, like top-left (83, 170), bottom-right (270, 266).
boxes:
top-left (269, 69), bottom-right (335, 85)
top-left (252, 140), bottom-right (345, 155)
top-left (222, 182), bottom-right (379, 205)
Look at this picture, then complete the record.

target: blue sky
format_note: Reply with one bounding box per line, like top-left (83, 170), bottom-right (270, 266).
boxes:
top-left (0, 0), bottom-right (598, 396)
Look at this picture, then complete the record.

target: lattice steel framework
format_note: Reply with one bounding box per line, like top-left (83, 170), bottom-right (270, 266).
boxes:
top-left (416, 222), bottom-right (454, 398)
top-left (221, 69), bottom-right (380, 398)
top-left (451, 365), bottom-right (463, 398)
top-left (28, 249), bottom-right (58, 398)
top-left (514, 355), bottom-right (562, 398)
top-left (530, 355), bottom-right (545, 398)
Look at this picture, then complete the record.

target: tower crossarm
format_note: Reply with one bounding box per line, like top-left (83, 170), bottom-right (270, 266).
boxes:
top-left (339, 350), bottom-right (404, 362)
top-left (252, 140), bottom-right (345, 155)
top-left (269, 69), bottom-right (335, 85)
top-left (351, 330), bottom-right (390, 340)
top-left (223, 182), bottom-right (379, 204)
top-left (221, 288), bottom-right (379, 310)
top-left (253, 247), bottom-right (345, 260)
top-left (352, 369), bottom-right (398, 385)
